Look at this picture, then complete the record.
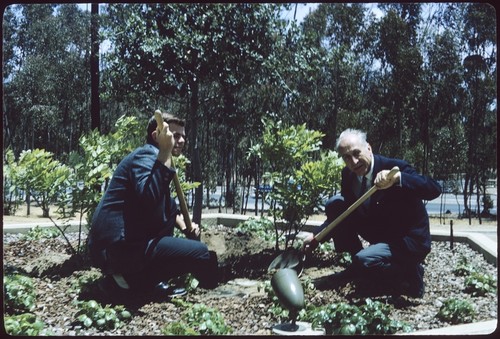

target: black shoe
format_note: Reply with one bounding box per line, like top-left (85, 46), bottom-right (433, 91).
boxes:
top-left (400, 263), bottom-right (425, 298)
top-left (153, 281), bottom-right (187, 300)
top-left (399, 281), bottom-right (425, 298)
top-left (314, 266), bottom-right (358, 290)
top-left (97, 276), bottom-right (131, 301)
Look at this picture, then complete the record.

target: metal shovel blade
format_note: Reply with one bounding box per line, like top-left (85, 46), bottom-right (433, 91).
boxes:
top-left (268, 248), bottom-right (304, 275)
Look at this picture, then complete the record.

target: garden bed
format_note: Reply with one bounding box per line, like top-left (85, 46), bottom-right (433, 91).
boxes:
top-left (3, 224), bottom-right (497, 335)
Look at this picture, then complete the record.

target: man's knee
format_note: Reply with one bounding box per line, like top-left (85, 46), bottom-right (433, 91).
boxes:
top-left (353, 243), bottom-right (392, 269)
top-left (324, 196), bottom-right (347, 220)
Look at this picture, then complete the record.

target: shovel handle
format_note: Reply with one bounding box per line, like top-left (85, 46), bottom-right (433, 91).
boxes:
top-left (313, 166), bottom-right (400, 246)
top-left (154, 110), bottom-right (193, 234)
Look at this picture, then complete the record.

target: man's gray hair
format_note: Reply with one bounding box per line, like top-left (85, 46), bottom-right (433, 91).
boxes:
top-left (335, 129), bottom-right (368, 151)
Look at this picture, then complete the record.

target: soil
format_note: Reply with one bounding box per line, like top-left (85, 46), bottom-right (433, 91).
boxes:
top-left (2, 207), bottom-right (498, 335)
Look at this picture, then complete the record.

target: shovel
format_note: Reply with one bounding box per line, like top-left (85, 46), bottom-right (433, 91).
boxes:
top-left (268, 166), bottom-right (400, 273)
top-left (155, 110), bottom-right (197, 239)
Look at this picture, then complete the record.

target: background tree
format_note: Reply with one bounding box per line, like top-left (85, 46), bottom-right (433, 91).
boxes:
top-left (3, 3), bottom-right (496, 222)
top-left (3, 4), bottom-right (92, 158)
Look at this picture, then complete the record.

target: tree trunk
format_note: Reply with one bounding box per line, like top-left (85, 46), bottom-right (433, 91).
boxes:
top-left (90, 3), bottom-right (100, 131)
top-left (189, 80), bottom-right (203, 224)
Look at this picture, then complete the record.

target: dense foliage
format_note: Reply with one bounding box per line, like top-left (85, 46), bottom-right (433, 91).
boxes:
top-left (3, 3), bottom-right (497, 220)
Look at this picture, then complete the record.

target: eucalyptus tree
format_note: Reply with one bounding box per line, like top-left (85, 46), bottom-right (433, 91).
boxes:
top-left (371, 3), bottom-right (424, 159)
top-left (3, 4), bottom-right (92, 157)
top-left (300, 3), bottom-right (378, 150)
top-left (459, 3), bottom-right (497, 220)
top-left (420, 23), bottom-right (468, 221)
top-left (101, 3), bottom-right (285, 217)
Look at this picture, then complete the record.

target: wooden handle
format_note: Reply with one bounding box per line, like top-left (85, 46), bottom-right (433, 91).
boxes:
top-left (154, 110), bottom-right (193, 232)
top-left (315, 166), bottom-right (400, 243)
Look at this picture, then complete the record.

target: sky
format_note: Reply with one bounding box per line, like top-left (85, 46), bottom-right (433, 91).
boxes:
top-left (280, 3), bottom-right (320, 23)
top-left (77, 3), bottom-right (321, 23)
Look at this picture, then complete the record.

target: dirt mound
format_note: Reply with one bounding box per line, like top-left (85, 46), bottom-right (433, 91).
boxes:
top-left (201, 226), bottom-right (272, 262)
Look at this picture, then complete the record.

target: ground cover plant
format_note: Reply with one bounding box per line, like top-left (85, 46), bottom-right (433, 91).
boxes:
top-left (3, 220), bottom-right (497, 336)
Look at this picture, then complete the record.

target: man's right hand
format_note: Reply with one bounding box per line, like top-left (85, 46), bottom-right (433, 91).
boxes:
top-left (155, 121), bottom-right (175, 166)
top-left (301, 233), bottom-right (315, 253)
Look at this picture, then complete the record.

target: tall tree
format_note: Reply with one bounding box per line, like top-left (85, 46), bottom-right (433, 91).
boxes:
top-left (460, 3), bottom-right (497, 220)
top-left (90, 3), bottom-right (100, 131)
top-left (3, 4), bottom-right (92, 157)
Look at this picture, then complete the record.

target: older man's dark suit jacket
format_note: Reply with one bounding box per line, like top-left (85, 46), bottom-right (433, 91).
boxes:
top-left (339, 154), bottom-right (441, 262)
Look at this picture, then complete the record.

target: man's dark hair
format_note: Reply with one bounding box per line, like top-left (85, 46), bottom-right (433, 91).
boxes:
top-left (146, 112), bottom-right (185, 144)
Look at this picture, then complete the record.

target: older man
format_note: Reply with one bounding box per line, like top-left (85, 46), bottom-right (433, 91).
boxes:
top-left (303, 129), bottom-right (441, 297)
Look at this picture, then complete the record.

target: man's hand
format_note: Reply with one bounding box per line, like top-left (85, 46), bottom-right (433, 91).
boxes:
top-left (154, 110), bottom-right (175, 166)
top-left (176, 214), bottom-right (200, 239)
top-left (301, 233), bottom-right (315, 254)
top-left (183, 222), bottom-right (201, 239)
top-left (157, 121), bottom-right (174, 153)
top-left (374, 169), bottom-right (401, 190)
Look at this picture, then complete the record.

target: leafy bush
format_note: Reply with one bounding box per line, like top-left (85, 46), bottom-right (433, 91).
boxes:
top-left (236, 217), bottom-right (276, 242)
top-left (17, 148), bottom-right (73, 218)
top-left (3, 148), bottom-right (24, 215)
top-left (163, 300), bottom-right (232, 335)
top-left (4, 313), bottom-right (46, 336)
top-left (437, 298), bottom-right (476, 324)
top-left (21, 225), bottom-right (60, 241)
top-left (337, 251), bottom-right (352, 266)
top-left (74, 300), bottom-right (132, 331)
top-left (255, 119), bottom-right (343, 250)
top-left (161, 321), bottom-right (199, 335)
top-left (452, 256), bottom-right (476, 276)
top-left (183, 303), bottom-right (233, 335)
top-left (464, 272), bottom-right (497, 297)
top-left (70, 270), bottom-right (103, 294)
top-left (304, 299), bottom-right (411, 335)
top-left (4, 274), bottom-right (37, 314)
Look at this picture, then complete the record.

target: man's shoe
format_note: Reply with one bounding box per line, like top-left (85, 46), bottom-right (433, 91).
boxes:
top-left (314, 266), bottom-right (358, 290)
top-left (154, 281), bottom-right (187, 300)
top-left (399, 281), bottom-right (425, 298)
top-left (399, 264), bottom-right (425, 298)
top-left (97, 276), bottom-right (130, 301)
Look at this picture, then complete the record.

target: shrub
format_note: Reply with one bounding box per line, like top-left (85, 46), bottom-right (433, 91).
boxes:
top-left (305, 298), bottom-right (411, 335)
top-left (4, 274), bottom-right (37, 314)
top-left (437, 298), bottom-right (476, 324)
top-left (452, 256), bottom-right (476, 276)
top-left (74, 300), bottom-right (132, 331)
top-left (21, 225), bottom-right (60, 241)
top-left (4, 313), bottom-right (46, 336)
top-left (464, 272), bottom-right (497, 297)
top-left (236, 217), bottom-right (276, 242)
top-left (183, 303), bottom-right (233, 335)
top-left (166, 299), bottom-right (232, 335)
top-left (161, 321), bottom-right (199, 335)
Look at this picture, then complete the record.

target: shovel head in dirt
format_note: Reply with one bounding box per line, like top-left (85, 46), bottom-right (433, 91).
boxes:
top-left (268, 248), bottom-right (304, 276)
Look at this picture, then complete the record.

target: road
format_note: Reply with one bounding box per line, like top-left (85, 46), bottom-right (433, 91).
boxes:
top-left (196, 187), bottom-right (497, 217)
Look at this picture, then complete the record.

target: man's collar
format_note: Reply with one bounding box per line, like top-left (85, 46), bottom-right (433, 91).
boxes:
top-left (366, 154), bottom-right (374, 181)
top-left (358, 154), bottom-right (374, 182)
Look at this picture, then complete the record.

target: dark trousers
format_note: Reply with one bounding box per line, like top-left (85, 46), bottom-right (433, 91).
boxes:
top-left (116, 236), bottom-right (219, 290)
top-left (319, 196), bottom-right (424, 289)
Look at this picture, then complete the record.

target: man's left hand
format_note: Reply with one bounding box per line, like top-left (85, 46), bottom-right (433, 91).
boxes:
top-left (183, 222), bottom-right (201, 239)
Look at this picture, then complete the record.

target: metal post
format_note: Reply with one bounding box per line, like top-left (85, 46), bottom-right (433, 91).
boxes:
top-left (450, 220), bottom-right (454, 250)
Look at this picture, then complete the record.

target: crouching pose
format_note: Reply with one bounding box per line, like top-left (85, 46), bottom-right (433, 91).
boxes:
top-left (303, 129), bottom-right (441, 298)
top-left (88, 112), bottom-right (218, 301)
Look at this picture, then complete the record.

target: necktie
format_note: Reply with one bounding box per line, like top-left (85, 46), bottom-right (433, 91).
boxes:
top-left (360, 176), bottom-right (367, 197)
top-left (359, 176), bottom-right (369, 215)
